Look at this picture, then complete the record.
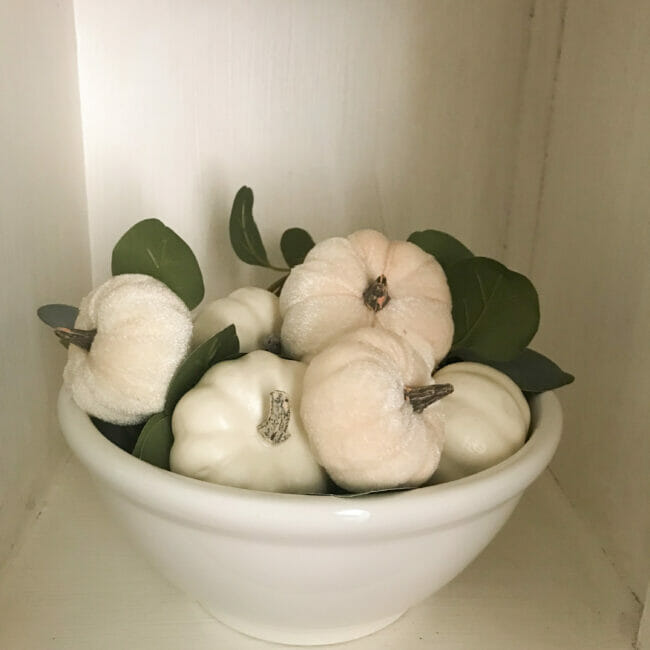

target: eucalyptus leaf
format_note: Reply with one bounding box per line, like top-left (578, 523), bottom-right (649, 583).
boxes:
top-left (132, 413), bottom-right (173, 470)
top-left (408, 230), bottom-right (474, 271)
top-left (37, 304), bottom-right (79, 329)
top-left (111, 218), bottom-right (204, 310)
top-left (164, 324), bottom-right (240, 413)
top-left (451, 348), bottom-right (574, 393)
top-left (448, 257), bottom-right (539, 361)
top-left (230, 186), bottom-right (280, 269)
top-left (331, 486), bottom-right (414, 498)
top-left (91, 416), bottom-right (143, 454)
top-left (280, 228), bottom-right (315, 267)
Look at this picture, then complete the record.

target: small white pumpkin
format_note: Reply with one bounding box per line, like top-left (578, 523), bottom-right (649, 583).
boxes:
top-left (431, 362), bottom-right (531, 482)
top-left (191, 286), bottom-right (281, 353)
top-left (279, 229), bottom-right (453, 368)
top-left (300, 327), bottom-right (453, 493)
top-left (170, 350), bottom-right (329, 495)
top-left (62, 274), bottom-right (192, 425)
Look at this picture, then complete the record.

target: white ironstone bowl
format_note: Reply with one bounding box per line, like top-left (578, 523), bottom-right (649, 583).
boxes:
top-left (57, 387), bottom-right (562, 646)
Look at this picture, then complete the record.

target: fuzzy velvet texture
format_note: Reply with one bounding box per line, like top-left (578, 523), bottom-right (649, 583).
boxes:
top-left (63, 274), bottom-right (192, 425)
top-left (300, 327), bottom-right (446, 493)
top-left (279, 229), bottom-right (454, 369)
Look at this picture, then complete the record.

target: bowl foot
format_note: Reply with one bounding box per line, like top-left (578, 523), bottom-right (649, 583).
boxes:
top-left (205, 608), bottom-right (406, 646)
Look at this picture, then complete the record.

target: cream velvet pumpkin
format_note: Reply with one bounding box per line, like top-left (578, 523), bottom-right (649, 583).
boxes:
top-left (63, 274), bottom-right (193, 425)
top-left (279, 229), bottom-right (453, 368)
top-left (300, 327), bottom-right (453, 493)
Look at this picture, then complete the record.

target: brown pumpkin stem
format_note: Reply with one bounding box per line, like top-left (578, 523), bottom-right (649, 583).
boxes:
top-left (404, 383), bottom-right (454, 414)
top-left (258, 390), bottom-right (292, 444)
top-left (363, 275), bottom-right (391, 312)
top-left (54, 327), bottom-right (97, 351)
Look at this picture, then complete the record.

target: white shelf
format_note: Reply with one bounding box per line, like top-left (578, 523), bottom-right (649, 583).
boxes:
top-left (0, 457), bottom-right (641, 650)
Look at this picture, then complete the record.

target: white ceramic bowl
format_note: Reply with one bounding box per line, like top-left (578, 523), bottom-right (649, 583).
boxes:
top-left (57, 388), bottom-right (562, 646)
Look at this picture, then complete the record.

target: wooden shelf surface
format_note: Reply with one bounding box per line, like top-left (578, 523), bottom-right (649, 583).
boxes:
top-left (0, 458), bottom-right (641, 649)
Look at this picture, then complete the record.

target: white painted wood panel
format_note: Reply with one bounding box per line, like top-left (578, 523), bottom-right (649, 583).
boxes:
top-left (505, 0), bottom-right (566, 274)
top-left (0, 0), bottom-right (90, 569)
top-left (74, 0), bottom-right (535, 298)
top-left (527, 0), bottom-right (650, 601)
top-left (640, 584), bottom-right (650, 649)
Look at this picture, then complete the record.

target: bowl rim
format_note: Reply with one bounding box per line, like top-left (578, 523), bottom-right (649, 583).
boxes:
top-left (57, 387), bottom-right (562, 540)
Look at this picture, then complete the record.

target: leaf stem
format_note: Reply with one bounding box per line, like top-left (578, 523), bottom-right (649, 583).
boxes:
top-left (267, 274), bottom-right (288, 296)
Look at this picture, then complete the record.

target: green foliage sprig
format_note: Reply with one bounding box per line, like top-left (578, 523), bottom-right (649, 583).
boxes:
top-left (227, 186), bottom-right (573, 393)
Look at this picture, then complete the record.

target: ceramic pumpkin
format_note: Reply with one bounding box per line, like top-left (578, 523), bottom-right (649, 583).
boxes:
top-left (279, 229), bottom-right (453, 368)
top-left (191, 286), bottom-right (280, 353)
top-left (431, 362), bottom-right (531, 482)
top-left (170, 350), bottom-right (329, 494)
top-left (300, 327), bottom-right (453, 493)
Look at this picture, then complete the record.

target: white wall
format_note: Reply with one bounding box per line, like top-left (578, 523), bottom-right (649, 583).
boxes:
top-left (74, 0), bottom-right (536, 297)
top-left (524, 0), bottom-right (650, 600)
top-left (0, 1), bottom-right (91, 567)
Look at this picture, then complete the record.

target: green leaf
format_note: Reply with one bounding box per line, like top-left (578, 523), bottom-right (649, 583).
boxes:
top-left (132, 413), bottom-right (173, 470)
top-left (111, 219), bottom-right (205, 310)
top-left (451, 348), bottom-right (574, 393)
top-left (164, 324), bottom-right (240, 413)
top-left (408, 230), bottom-right (474, 271)
top-left (280, 228), bottom-right (315, 267)
top-left (37, 304), bottom-right (79, 329)
top-left (331, 486), bottom-right (413, 497)
top-left (91, 416), bottom-right (143, 454)
top-left (448, 257), bottom-right (539, 361)
top-left (229, 186), bottom-right (273, 268)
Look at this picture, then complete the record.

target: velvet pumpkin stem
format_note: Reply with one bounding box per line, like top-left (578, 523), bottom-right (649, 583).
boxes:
top-left (54, 327), bottom-right (97, 351)
top-left (363, 275), bottom-right (391, 312)
top-left (258, 389), bottom-right (292, 444)
top-left (404, 383), bottom-right (454, 413)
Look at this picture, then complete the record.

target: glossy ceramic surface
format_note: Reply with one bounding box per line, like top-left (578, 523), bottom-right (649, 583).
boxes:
top-left (57, 388), bottom-right (562, 645)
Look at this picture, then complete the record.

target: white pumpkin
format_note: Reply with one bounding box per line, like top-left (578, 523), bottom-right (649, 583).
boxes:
top-left (431, 362), bottom-right (531, 482)
top-left (192, 286), bottom-right (281, 353)
top-left (170, 350), bottom-right (329, 495)
top-left (300, 327), bottom-right (453, 493)
top-left (62, 274), bottom-right (192, 425)
top-left (279, 229), bottom-right (453, 368)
